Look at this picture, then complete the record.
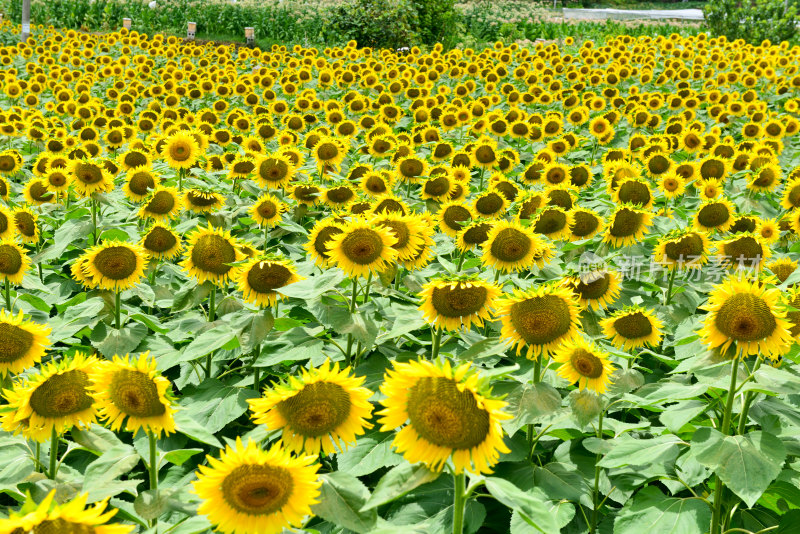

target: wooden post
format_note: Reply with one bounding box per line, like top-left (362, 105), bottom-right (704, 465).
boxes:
top-left (20, 0), bottom-right (30, 42)
top-left (122, 17), bottom-right (131, 30)
top-left (187, 21), bottom-right (196, 39)
top-left (245, 26), bottom-right (254, 47)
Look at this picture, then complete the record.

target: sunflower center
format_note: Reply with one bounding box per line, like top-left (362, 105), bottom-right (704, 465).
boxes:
top-left (74, 163), bottom-right (103, 184)
top-left (664, 234), bottom-right (704, 261)
top-left (93, 246), bottom-right (138, 280)
top-left (29, 370), bottom-right (93, 418)
top-left (246, 263), bottom-right (293, 293)
top-left (169, 141), bottom-right (192, 162)
top-left (259, 159), bottom-right (289, 182)
top-left (312, 226), bottom-right (343, 259)
top-left (0, 244), bottom-right (23, 275)
top-left (534, 210), bottom-right (567, 235)
top-left (787, 185), bottom-right (800, 208)
top-left (463, 223), bottom-right (491, 245)
top-left (339, 229), bottom-right (385, 265)
top-left (29, 181), bottom-right (54, 202)
top-left (25, 518), bottom-right (97, 534)
top-left (0, 156), bottom-right (14, 172)
top-left (475, 193), bottom-right (503, 215)
top-left (509, 294), bottom-right (572, 345)
top-left (316, 142), bottom-right (340, 161)
top-left (697, 203), bottom-right (730, 228)
top-left (722, 237), bottom-right (763, 264)
top-left (14, 212), bottom-right (36, 237)
top-left (327, 187), bottom-right (354, 203)
top-left (144, 227), bottom-right (177, 253)
top-left (129, 171), bottom-right (155, 195)
top-left (575, 273), bottom-right (610, 300)
top-left (612, 312), bottom-right (653, 339)
top-left (570, 349), bottom-right (604, 378)
top-left (648, 155), bottom-right (670, 174)
top-left (442, 206), bottom-right (471, 231)
top-left (700, 160), bottom-right (725, 180)
top-left (146, 191), bottom-right (176, 214)
top-left (474, 146), bottom-right (496, 164)
top-left (787, 296), bottom-right (800, 338)
top-left (256, 200), bottom-right (278, 219)
top-left (0, 323), bottom-right (34, 363)
top-left (221, 464), bottom-right (293, 515)
top-left (617, 181), bottom-right (651, 206)
top-left (431, 285), bottom-right (489, 317)
top-left (609, 208), bottom-right (643, 238)
top-left (406, 376), bottom-right (490, 449)
top-left (490, 228), bottom-right (531, 263)
top-left (773, 263), bottom-right (796, 284)
top-left (124, 152), bottom-right (149, 168)
top-left (424, 176), bottom-right (449, 196)
top-left (379, 221), bottom-right (410, 251)
top-left (714, 293), bottom-right (777, 342)
top-left (191, 234), bottom-right (237, 275)
top-left (571, 211), bottom-right (600, 237)
top-left (278, 381), bottom-right (351, 436)
top-left (109, 369), bottom-right (166, 418)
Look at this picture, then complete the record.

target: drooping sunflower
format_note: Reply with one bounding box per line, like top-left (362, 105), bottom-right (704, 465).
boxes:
top-left (601, 306), bottom-right (664, 350)
top-left (254, 153), bottom-right (296, 189)
top-left (418, 276), bottom-right (502, 331)
top-left (78, 241), bottom-right (147, 291)
top-left (438, 201), bottom-right (473, 237)
top-left (563, 270), bottom-right (622, 310)
top-left (192, 438), bottom-right (321, 534)
top-left (569, 208), bottom-right (605, 241)
top-left (780, 178), bottom-right (800, 211)
top-left (471, 189), bottom-right (508, 219)
top-left (184, 189), bottom-right (223, 213)
top-left (715, 233), bottom-right (771, 270)
top-left (236, 256), bottom-right (303, 308)
top-left (160, 131), bottom-right (200, 170)
top-left (89, 351), bottom-right (176, 437)
top-left (181, 225), bottom-right (244, 286)
top-left (654, 229), bottom-right (711, 270)
top-left (13, 207), bottom-right (40, 244)
top-left (23, 178), bottom-right (55, 205)
top-left (768, 257), bottom-right (798, 284)
top-left (495, 282), bottom-right (582, 359)
top-left (481, 220), bottom-right (538, 273)
top-left (248, 359), bottom-right (373, 455)
top-left (603, 204), bottom-right (653, 248)
top-left (69, 159), bottom-right (115, 198)
top-left (533, 206), bottom-right (573, 241)
top-left (1, 352), bottom-right (98, 441)
top-left (0, 491), bottom-right (133, 534)
top-left (552, 338), bottom-right (615, 394)
top-left (0, 239), bottom-right (31, 284)
top-left (699, 276), bottom-right (793, 358)
top-left (305, 217), bottom-right (345, 268)
top-left (138, 186), bottom-right (183, 222)
top-left (139, 223), bottom-right (184, 260)
top-left (326, 219), bottom-right (398, 278)
top-left (377, 359), bottom-right (511, 474)
top-left (0, 309), bottom-right (51, 376)
top-left (694, 198), bottom-right (736, 232)
top-left (456, 220), bottom-right (493, 252)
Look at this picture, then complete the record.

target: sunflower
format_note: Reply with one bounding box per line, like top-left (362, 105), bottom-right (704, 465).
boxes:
top-left (395, 155), bottom-right (428, 184)
top-left (716, 233), bottom-right (771, 270)
top-left (326, 219), bottom-right (398, 278)
top-left (182, 225), bottom-right (245, 286)
top-left (438, 201), bottom-right (473, 237)
top-left (402, 224), bottom-right (436, 271)
top-left (471, 189), bottom-right (508, 219)
top-left (123, 166), bottom-right (159, 201)
top-left (249, 359), bottom-right (373, 454)
top-left (563, 269), bottom-right (622, 310)
top-left (471, 136), bottom-right (498, 169)
top-left (756, 218), bottom-right (781, 244)
top-left (139, 223), bottom-right (183, 260)
top-left (236, 256), bottom-right (303, 308)
top-left (78, 241), bottom-right (147, 291)
top-left (603, 204), bottom-right (652, 248)
top-left (613, 178), bottom-right (654, 209)
top-left (0, 239), bottom-right (31, 284)
top-left (495, 283), bottom-right (582, 359)
top-left (23, 178), bottom-right (55, 205)
top-left (748, 163), bottom-right (782, 194)
top-left (533, 206), bottom-right (573, 241)
top-left (769, 257), bottom-right (798, 284)
top-left (698, 178), bottom-right (724, 201)
top-left (552, 338), bottom-right (615, 394)
top-left (481, 220), bottom-right (538, 273)
top-left (0, 492), bottom-right (132, 534)
top-left (69, 158), bottom-right (115, 198)
top-left (654, 230), bottom-right (711, 270)
top-left (192, 438), bottom-right (321, 534)
top-left (89, 351), bottom-right (176, 437)
top-left (456, 220), bottom-right (492, 252)
top-left (699, 276), bottom-right (793, 358)
top-left (250, 193), bottom-right (287, 228)
top-left (312, 136), bottom-right (347, 170)
top-left (12, 207), bottom-right (40, 244)
top-left (254, 154), bottom-right (296, 189)
top-left (601, 307), bottom-right (663, 350)
top-left (418, 276), bottom-right (502, 331)
top-left (374, 213), bottom-right (426, 261)
top-left (138, 186), bottom-right (183, 221)
top-left (780, 178), bottom-right (800, 211)
top-left (1, 352), bottom-right (97, 441)
top-left (420, 174), bottom-right (452, 201)
top-left (0, 309), bottom-right (51, 376)
top-left (161, 131), bottom-right (200, 169)
top-left (377, 359), bottom-right (511, 474)
top-left (305, 217), bottom-right (345, 268)
top-left (569, 208), bottom-right (605, 241)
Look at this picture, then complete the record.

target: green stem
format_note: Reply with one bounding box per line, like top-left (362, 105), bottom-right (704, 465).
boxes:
top-left (527, 358), bottom-right (543, 457)
top-left (345, 278), bottom-right (359, 365)
top-left (49, 426), bottom-right (58, 480)
top-left (206, 287), bottom-right (216, 379)
top-left (3, 277), bottom-right (9, 311)
top-left (91, 198), bottom-right (98, 245)
top-left (362, 272), bottom-right (373, 306)
top-left (591, 410), bottom-right (605, 533)
top-left (664, 267), bottom-right (677, 306)
top-left (711, 358), bottom-right (740, 534)
top-left (452, 472), bottom-right (466, 534)
top-left (431, 327), bottom-right (443, 360)
top-left (114, 290), bottom-right (121, 330)
top-left (456, 250), bottom-right (467, 272)
top-left (253, 344), bottom-right (261, 393)
top-left (178, 168), bottom-right (185, 192)
top-left (478, 167), bottom-right (485, 190)
top-left (35, 441), bottom-right (41, 473)
top-left (148, 432), bottom-right (159, 528)
top-left (264, 225), bottom-right (269, 247)
top-left (736, 357), bottom-right (763, 435)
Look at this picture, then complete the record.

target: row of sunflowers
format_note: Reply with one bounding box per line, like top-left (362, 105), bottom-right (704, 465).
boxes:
top-left (0, 21), bottom-right (799, 534)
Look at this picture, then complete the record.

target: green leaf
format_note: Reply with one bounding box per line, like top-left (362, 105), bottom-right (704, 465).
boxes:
top-left (130, 313), bottom-right (170, 334)
top-left (337, 431), bottom-right (403, 477)
top-left (691, 428), bottom-right (786, 507)
top-left (70, 425), bottom-right (125, 454)
top-left (312, 471), bottom-right (377, 533)
top-left (597, 434), bottom-right (686, 468)
top-left (277, 267), bottom-right (344, 299)
top-left (503, 382), bottom-right (562, 436)
top-left (170, 325), bottom-right (240, 369)
top-left (659, 400), bottom-right (707, 433)
top-left (361, 462), bottom-right (440, 511)
top-left (0, 435), bottom-right (34, 492)
top-left (162, 448), bottom-right (203, 466)
top-left (613, 486), bottom-right (710, 534)
top-left (174, 411), bottom-right (222, 447)
top-left (83, 445), bottom-right (142, 502)
top-left (134, 489), bottom-right (170, 521)
top-left (484, 477), bottom-right (559, 533)
top-left (569, 389), bottom-right (602, 427)
top-left (95, 322), bottom-right (148, 357)
top-left (180, 379), bottom-right (259, 434)
top-left (533, 463), bottom-right (589, 502)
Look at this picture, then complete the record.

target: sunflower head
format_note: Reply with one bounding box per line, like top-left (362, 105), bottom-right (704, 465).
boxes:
top-left (769, 258), bottom-right (798, 284)
top-left (140, 223), bottom-right (183, 260)
top-left (139, 186), bottom-right (183, 221)
top-left (601, 306), bottom-right (663, 350)
top-left (185, 189), bottom-right (223, 213)
top-left (564, 269), bottom-right (621, 310)
top-left (181, 225), bottom-right (244, 286)
top-left (254, 153), bottom-right (295, 189)
top-left (0, 309), bottom-right (51, 376)
top-left (250, 193), bottom-right (286, 228)
top-left (419, 276), bottom-right (502, 331)
top-left (481, 221), bottom-right (538, 273)
top-left (236, 256), bottom-right (303, 308)
top-left (326, 219), bottom-right (398, 278)
top-left (79, 241), bottom-right (147, 291)
top-left (603, 204), bottom-right (652, 248)
top-left (553, 338), bottom-right (615, 394)
top-left (161, 131), bottom-right (200, 169)
top-left (0, 239), bottom-right (31, 285)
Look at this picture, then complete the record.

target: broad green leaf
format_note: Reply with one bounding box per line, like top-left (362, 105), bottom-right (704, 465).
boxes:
top-left (312, 471), bottom-right (377, 533)
top-left (569, 389), bottom-right (602, 427)
top-left (361, 462), bottom-right (440, 511)
top-left (134, 489), bottom-right (170, 521)
top-left (171, 325), bottom-right (240, 368)
top-left (502, 382), bottom-right (562, 436)
top-left (597, 434), bottom-right (686, 468)
top-left (0, 435), bottom-right (34, 492)
top-left (162, 449), bottom-right (203, 466)
top-left (337, 431), bottom-right (403, 477)
top-left (659, 400), bottom-right (707, 433)
top-left (95, 322), bottom-right (148, 357)
top-left (691, 428), bottom-right (786, 507)
top-left (277, 267), bottom-right (343, 299)
top-left (83, 445), bottom-right (142, 502)
top-left (70, 425), bottom-right (125, 454)
top-left (484, 477), bottom-right (559, 533)
top-left (174, 411), bottom-right (222, 447)
top-left (179, 379), bottom-right (259, 434)
top-left (613, 486), bottom-right (710, 534)
top-left (533, 462), bottom-right (589, 502)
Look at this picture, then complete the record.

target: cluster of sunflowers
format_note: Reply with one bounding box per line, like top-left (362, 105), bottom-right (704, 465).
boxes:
top-left (0, 20), bottom-right (800, 534)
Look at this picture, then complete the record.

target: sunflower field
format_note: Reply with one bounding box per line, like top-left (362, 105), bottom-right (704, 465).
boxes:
top-left (1, 17), bottom-right (800, 534)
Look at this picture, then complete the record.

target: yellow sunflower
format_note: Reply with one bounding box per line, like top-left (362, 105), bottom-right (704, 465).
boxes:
top-left (699, 276), bottom-right (793, 358)
top-left (0, 239), bottom-right (31, 284)
top-left (138, 186), bottom-right (183, 222)
top-left (1, 352), bottom-right (97, 442)
top-left (563, 270), bottom-right (622, 310)
top-left (160, 131), bottom-right (200, 169)
top-left (311, 136), bottom-right (347, 170)
top-left (236, 256), bottom-right (303, 308)
top-left (495, 282), bottom-right (582, 359)
top-left (69, 159), bottom-right (115, 198)
top-left (377, 359), bottom-right (511, 474)
top-left (192, 438), bottom-right (321, 534)
top-left (123, 166), bottom-right (160, 202)
top-left (768, 257), bottom-right (798, 284)
top-left (715, 233), bottom-right (771, 270)
top-left (694, 198), bottom-right (736, 233)
top-left (250, 193), bottom-right (287, 228)
top-left (654, 230), bottom-right (711, 270)
top-left (181, 225), bottom-right (245, 286)
top-left (326, 219), bottom-right (398, 278)
top-left (78, 241), bottom-right (147, 291)
top-left (248, 359), bottom-right (373, 455)
top-left (419, 277), bottom-right (502, 331)
top-left (481, 220), bottom-right (538, 273)
top-left (438, 201), bottom-right (473, 238)
top-left (139, 223), bottom-right (183, 260)
top-left (603, 204), bottom-right (653, 248)
top-left (0, 491), bottom-right (132, 534)
top-left (254, 153), bottom-right (296, 189)
top-left (305, 217), bottom-right (345, 268)
top-left (13, 207), bottom-right (40, 244)
top-left (0, 309), bottom-right (51, 376)
top-left (601, 307), bottom-right (664, 350)
top-left (374, 213), bottom-right (426, 261)
top-left (89, 351), bottom-right (176, 437)
top-left (552, 338), bottom-right (615, 394)
top-left (184, 189), bottom-right (223, 213)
